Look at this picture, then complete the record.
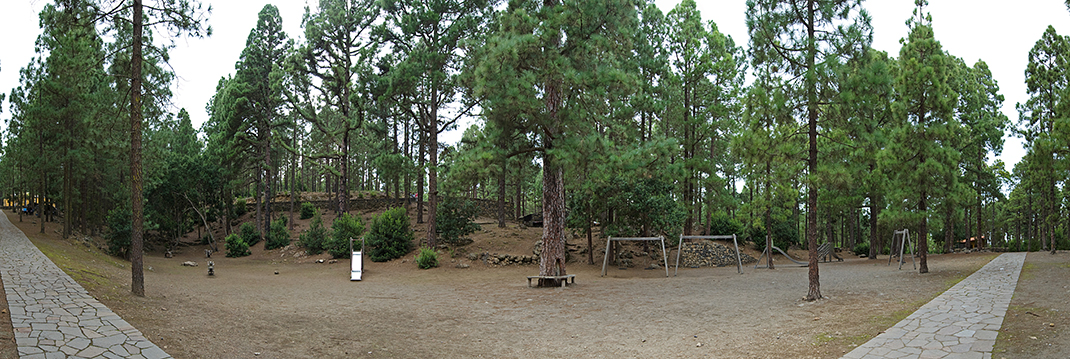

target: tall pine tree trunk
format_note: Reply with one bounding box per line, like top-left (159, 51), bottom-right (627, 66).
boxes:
top-left (805, 0), bottom-right (821, 301)
top-left (416, 133), bottom-right (425, 224)
top-left (290, 123), bottom-right (297, 230)
top-left (945, 204), bottom-right (954, 253)
top-left (130, 0), bottom-right (146, 297)
top-left (515, 164), bottom-right (522, 220)
top-left (765, 161), bottom-right (774, 269)
top-left (264, 136), bottom-right (273, 239)
top-left (537, 40), bottom-right (567, 286)
top-left (869, 200), bottom-right (880, 260)
top-left (918, 149), bottom-right (929, 273)
top-left (340, 130), bottom-right (350, 214)
top-left (498, 158), bottom-right (506, 228)
top-left (427, 103), bottom-right (439, 247)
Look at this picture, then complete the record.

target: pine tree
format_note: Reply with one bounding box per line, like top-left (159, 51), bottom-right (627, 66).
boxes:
top-left (1018, 25), bottom-right (1069, 255)
top-left (282, 0), bottom-right (379, 215)
top-left (836, 49), bottom-right (895, 259)
top-left (91, 0), bottom-right (210, 297)
top-left (880, 1), bottom-right (959, 274)
top-left (378, 0), bottom-right (495, 247)
top-left (747, 0), bottom-right (872, 300)
top-left (471, 0), bottom-right (638, 286)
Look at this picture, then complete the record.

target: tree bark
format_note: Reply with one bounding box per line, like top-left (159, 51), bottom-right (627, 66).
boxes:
top-left (537, 28), bottom-right (567, 285)
top-left (427, 99), bottom-right (439, 247)
top-left (263, 136), bottom-right (273, 241)
top-left (130, 0), bottom-right (146, 297)
top-left (919, 191), bottom-right (929, 273)
top-left (538, 153), bottom-right (567, 286)
top-left (805, 0), bottom-right (820, 301)
top-left (340, 130), bottom-right (349, 214)
top-left (290, 122), bottom-right (297, 230)
top-left (417, 133), bottom-right (425, 224)
top-left (869, 201), bottom-right (879, 260)
top-left (945, 205), bottom-right (954, 254)
top-left (497, 158), bottom-right (507, 228)
top-left (765, 161), bottom-right (774, 269)
top-left (515, 164), bottom-right (522, 219)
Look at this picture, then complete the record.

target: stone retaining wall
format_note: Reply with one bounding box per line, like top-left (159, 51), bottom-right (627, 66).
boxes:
top-left (679, 240), bottom-right (757, 267)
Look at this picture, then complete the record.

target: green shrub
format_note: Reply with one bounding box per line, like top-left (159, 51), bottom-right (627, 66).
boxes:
top-left (300, 212), bottom-right (330, 255)
top-left (106, 207), bottom-right (132, 258)
top-left (853, 241), bottom-right (870, 256)
top-left (327, 213), bottom-right (365, 258)
top-left (366, 207), bottom-right (414, 262)
top-left (708, 211), bottom-right (745, 237)
top-left (266, 216), bottom-right (291, 250)
top-left (927, 234), bottom-right (945, 254)
top-left (234, 199), bottom-right (247, 217)
top-left (300, 202), bottom-right (316, 220)
top-left (225, 233), bottom-right (250, 257)
top-left (415, 247), bottom-right (439, 269)
top-left (436, 198), bottom-right (480, 246)
top-left (239, 222), bottom-right (260, 246)
top-left (748, 218), bottom-right (799, 251)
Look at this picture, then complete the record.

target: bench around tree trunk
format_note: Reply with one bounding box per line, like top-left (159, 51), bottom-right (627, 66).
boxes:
top-left (526, 274), bottom-right (575, 287)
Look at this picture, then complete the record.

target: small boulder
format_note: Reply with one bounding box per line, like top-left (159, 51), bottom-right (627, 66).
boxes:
top-left (182, 261), bottom-right (198, 267)
top-left (456, 263), bottom-right (470, 269)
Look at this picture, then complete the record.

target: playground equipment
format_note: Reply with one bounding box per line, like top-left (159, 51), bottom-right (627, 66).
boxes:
top-left (351, 237), bottom-right (366, 281)
top-left (817, 242), bottom-right (843, 262)
top-left (601, 236), bottom-right (669, 277)
top-left (674, 234), bottom-right (743, 275)
top-left (753, 245), bottom-right (807, 269)
top-left (888, 229), bottom-right (915, 270)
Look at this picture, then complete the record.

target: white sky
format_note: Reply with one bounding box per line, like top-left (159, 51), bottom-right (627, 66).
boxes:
top-left (2, 0), bottom-right (1069, 175)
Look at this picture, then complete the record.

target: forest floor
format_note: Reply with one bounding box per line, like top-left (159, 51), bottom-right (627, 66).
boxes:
top-left (1, 206), bottom-right (1067, 359)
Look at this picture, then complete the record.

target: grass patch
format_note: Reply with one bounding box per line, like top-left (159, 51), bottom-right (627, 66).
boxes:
top-left (813, 332), bottom-right (873, 349)
top-left (27, 235), bottom-right (127, 302)
top-left (870, 306), bottom-right (916, 327)
top-left (812, 333), bottom-right (835, 345)
top-left (1018, 262), bottom-right (1038, 281)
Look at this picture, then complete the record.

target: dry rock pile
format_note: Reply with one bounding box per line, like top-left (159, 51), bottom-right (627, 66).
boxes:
top-left (679, 240), bottom-right (757, 267)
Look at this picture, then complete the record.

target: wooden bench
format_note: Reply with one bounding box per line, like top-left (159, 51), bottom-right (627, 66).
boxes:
top-left (526, 274), bottom-right (576, 287)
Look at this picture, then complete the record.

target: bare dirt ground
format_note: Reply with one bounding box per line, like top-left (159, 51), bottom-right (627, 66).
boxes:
top-left (994, 251), bottom-right (1070, 359)
top-left (2, 209), bottom-right (1067, 359)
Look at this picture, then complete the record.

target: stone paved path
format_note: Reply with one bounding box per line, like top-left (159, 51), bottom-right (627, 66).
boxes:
top-left (0, 214), bottom-right (170, 359)
top-left (843, 252), bottom-right (1026, 359)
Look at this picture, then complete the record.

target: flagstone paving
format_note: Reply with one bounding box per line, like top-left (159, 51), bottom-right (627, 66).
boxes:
top-left (0, 214), bottom-right (170, 359)
top-left (843, 252), bottom-right (1026, 359)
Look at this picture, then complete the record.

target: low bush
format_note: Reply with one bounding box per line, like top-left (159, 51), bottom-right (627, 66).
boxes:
top-left (105, 207), bottom-right (132, 258)
top-left (225, 233), bottom-right (250, 257)
top-left (927, 234), bottom-right (945, 255)
top-left (366, 207), bottom-right (414, 262)
top-left (327, 213), bottom-right (365, 258)
top-left (436, 198), bottom-right (480, 246)
top-left (748, 218), bottom-right (799, 251)
top-left (300, 202), bottom-right (316, 220)
top-left (708, 211), bottom-right (745, 237)
top-left (415, 247), bottom-right (438, 269)
top-left (853, 241), bottom-right (870, 256)
top-left (266, 216), bottom-right (290, 250)
top-left (233, 199), bottom-right (247, 217)
top-left (300, 212), bottom-right (329, 255)
top-left (239, 222), bottom-right (260, 247)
